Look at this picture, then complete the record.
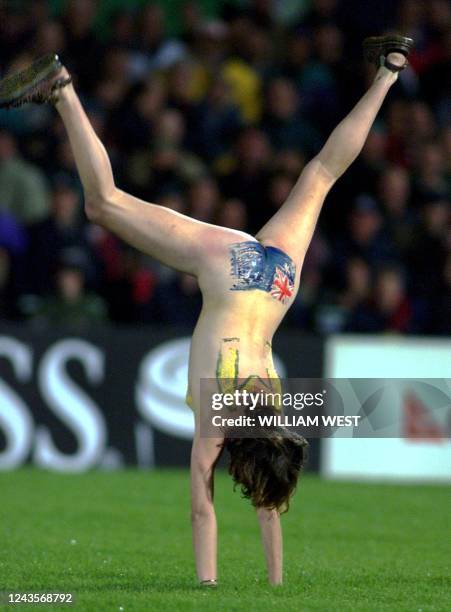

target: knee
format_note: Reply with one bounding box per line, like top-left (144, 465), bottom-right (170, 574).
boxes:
top-left (311, 156), bottom-right (338, 185)
top-left (84, 194), bottom-right (107, 224)
top-left (85, 195), bottom-right (104, 223)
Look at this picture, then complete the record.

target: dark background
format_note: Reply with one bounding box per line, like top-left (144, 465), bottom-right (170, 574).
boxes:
top-left (0, 0), bottom-right (449, 336)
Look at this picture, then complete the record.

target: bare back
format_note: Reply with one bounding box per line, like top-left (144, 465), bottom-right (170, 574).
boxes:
top-left (188, 231), bottom-right (301, 410)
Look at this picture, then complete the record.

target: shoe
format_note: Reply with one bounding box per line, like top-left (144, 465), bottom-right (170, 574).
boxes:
top-left (0, 53), bottom-right (71, 108)
top-left (363, 34), bottom-right (414, 72)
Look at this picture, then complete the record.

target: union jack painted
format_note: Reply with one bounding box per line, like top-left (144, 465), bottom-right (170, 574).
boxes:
top-left (229, 241), bottom-right (296, 304)
top-left (270, 264), bottom-right (294, 303)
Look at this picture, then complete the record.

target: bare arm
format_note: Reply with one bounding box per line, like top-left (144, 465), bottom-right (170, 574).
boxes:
top-left (257, 507), bottom-right (283, 585)
top-left (190, 434), bottom-right (224, 583)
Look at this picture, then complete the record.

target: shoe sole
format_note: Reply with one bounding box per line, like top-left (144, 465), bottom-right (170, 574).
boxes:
top-left (363, 35), bottom-right (414, 65)
top-left (0, 53), bottom-right (62, 108)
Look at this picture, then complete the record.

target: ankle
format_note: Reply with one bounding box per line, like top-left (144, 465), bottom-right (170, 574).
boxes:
top-left (54, 78), bottom-right (76, 109)
top-left (374, 65), bottom-right (398, 86)
top-left (374, 51), bottom-right (407, 85)
top-left (56, 82), bottom-right (74, 102)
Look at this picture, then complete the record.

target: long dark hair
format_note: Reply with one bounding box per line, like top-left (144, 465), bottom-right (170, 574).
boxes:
top-left (224, 421), bottom-right (308, 513)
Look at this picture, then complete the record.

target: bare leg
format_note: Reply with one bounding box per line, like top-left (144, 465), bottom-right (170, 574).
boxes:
top-left (54, 73), bottom-right (230, 275)
top-left (256, 56), bottom-right (405, 268)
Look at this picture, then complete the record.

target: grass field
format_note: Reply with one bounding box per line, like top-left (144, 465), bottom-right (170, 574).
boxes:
top-left (0, 469), bottom-right (449, 611)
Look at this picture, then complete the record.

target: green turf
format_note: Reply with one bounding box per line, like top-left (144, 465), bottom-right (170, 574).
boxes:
top-left (0, 469), bottom-right (449, 611)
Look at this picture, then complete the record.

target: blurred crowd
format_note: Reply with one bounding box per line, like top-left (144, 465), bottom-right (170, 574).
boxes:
top-left (0, 0), bottom-right (449, 334)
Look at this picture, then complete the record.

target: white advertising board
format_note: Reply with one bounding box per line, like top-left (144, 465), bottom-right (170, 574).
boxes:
top-left (322, 336), bottom-right (451, 482)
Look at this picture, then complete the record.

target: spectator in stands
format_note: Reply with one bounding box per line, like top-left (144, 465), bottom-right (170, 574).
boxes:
top-left (266, 172), bottom-right (296, 214)
top-left (0, 212), bottom-right (27, 318)
top-left (150, 272), bottom-right (202, 326)
top-left (60, 0), bottom-right (104, 94)
top-left (0, 129), bottom-right (49, 224)
top-left (413, 141), bottom-right (448, 201)
top-left (378, 165), bottom-right (416, 255)
top-left (219, 127), bottom-right (272, 231)
top-left (187, 176), bottom-right (220, 223)
top-left (262, 76), bottom-right (321, 156)
top-left (132, 3), bottom-right (188, 75)
top-left (32, 249), bottom-right (107, 328)
top-left (187, 76), bottom-right (242, 161)
top-left (335, 196), bottom-right (397, 274)
top-left (340, 257), bottom-right (372, 313)
top-left (33, 19), bottom-right (66, 58)
top-left (346, 266), bottom-right (415, 333)
top-left (408, 197), bottom-right (449, 298)
top-left (95, 46), bottom-right (135, 112)
top-left (27, 180), bottom-right (97, 295)
top-left (428, 252), bottom-right (451, 335)
top-left (0, 246), bottom-right (17, 319)
top-left (103, 247), bottom-right (157, 324)
top-left (216, 198), bottom-right (248, 231)
top-left (151, 108), bottom-right (205, 196)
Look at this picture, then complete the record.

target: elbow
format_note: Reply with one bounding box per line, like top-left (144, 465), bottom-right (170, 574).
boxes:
top-left (191, 504), bottom-right (214, 524)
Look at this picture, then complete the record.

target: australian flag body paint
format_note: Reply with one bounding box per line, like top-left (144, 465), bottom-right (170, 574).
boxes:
top-left (229, 241), bottom-right (296, 304)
